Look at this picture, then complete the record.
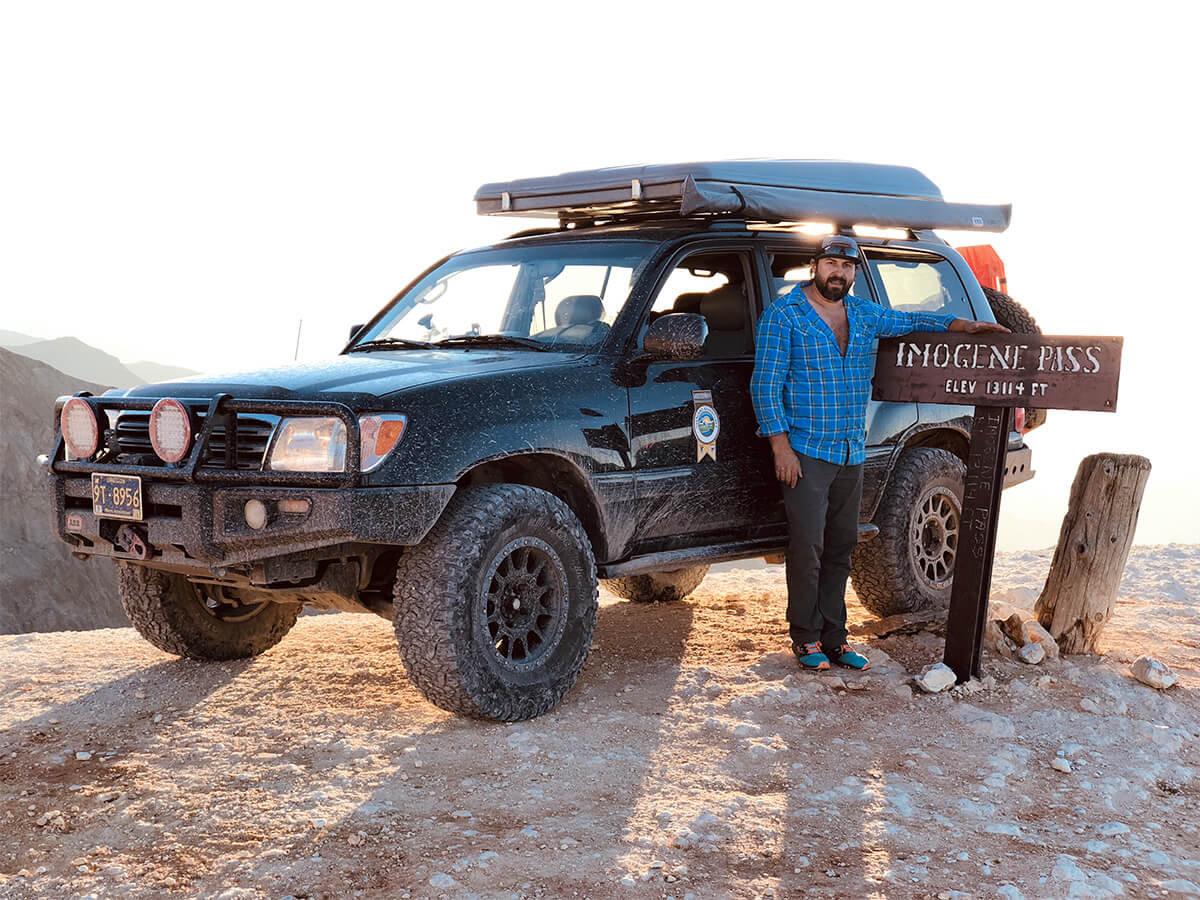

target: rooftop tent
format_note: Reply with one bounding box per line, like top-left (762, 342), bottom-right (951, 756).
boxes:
top-left (474, 160), bottom-right (1011, 232)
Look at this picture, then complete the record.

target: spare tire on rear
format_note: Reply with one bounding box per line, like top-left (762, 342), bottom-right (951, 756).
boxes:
top-left (982, 286), bottom-right (1045, 430)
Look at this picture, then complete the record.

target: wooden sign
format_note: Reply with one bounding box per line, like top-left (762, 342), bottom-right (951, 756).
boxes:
top-left (871, 332), bottom-right (1123, 683)
top-left (873, 334), bottom-right (1123, 411)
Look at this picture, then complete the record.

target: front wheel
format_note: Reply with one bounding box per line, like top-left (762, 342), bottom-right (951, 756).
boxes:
top-left (118, 564), bottom-right (300, 659)
top-left (392, 485), bottom-right (598, 721)
top-left (850, 448), bottom-right (965, 617)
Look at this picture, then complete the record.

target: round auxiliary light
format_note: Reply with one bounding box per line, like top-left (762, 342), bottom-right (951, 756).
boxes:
top-left (149, 398), bottom-right (192, 463)
top-left (61, 397), bottom-right (100, 459)
top-left (244, 499), bottom-right (269, 531)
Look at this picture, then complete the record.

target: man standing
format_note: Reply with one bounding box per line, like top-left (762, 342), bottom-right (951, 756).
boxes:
top-left (750, 235), bottom-right (1008, 671)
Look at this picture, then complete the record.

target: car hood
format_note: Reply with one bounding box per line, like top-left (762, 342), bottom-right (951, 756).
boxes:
top-left (119, 350), bottom-right (578, 403)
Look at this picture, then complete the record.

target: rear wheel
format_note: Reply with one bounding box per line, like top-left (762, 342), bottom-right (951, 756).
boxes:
top-left (392, 485), bottom-right (597, 721)
top-left (602, 565), bottom-right (710, 603)
top-left (850, 448), bottom-right (965, 617)
top-left (117, 564), bottom-right (300, 659)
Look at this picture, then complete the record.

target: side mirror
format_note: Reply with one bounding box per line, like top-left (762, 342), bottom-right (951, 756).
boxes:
top-left (348, 323), bottom-right (365, 341)
top-left (643, 313), bottom-right (708, 360)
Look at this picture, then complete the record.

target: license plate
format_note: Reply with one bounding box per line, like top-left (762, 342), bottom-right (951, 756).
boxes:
top-left (92, 473), bottom-right (144, 521)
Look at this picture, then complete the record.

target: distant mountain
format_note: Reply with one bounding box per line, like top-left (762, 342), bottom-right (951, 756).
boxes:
top-left (0, 348), bottom-right (125, 634)
top-left (8, 337), bottom-right (144, 390)
top-left (127, 360), bottom-right (199, 384)
top-left (0, 328), bottom-right (44, 347)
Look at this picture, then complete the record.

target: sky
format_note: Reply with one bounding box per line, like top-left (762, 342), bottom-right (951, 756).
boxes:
top-left (3, 1), bottom-right (1197, 551)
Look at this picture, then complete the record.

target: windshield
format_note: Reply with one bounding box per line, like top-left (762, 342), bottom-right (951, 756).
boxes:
top-left (353, 241), bottom-right (654, 351)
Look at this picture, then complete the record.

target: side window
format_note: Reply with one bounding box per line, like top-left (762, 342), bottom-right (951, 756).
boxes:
top-left (647, 251), bottom-right (754, 358)
top-left (867, 254), bottom-right (976, 318)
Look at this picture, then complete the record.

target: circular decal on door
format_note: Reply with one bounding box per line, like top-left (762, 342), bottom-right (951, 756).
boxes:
top-left (692, 405), bottom-right (720, 444)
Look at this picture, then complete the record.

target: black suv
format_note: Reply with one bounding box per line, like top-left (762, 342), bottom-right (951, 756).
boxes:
top-left (46, 161), bottom-right (1040, 721)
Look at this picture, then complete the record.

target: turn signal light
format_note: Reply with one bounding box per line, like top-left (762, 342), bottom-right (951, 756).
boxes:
top-left (359, 414), bottom-right (407, 472)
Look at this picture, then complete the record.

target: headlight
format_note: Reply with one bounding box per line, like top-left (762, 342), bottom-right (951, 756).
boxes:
top-left (266, 413), bottom-right (407, 473)
top-left (267, 418), bottom-right (348, 472)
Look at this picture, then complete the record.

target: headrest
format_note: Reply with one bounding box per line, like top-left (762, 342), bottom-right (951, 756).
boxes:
top-left (700, 286), bottom-right (745, 331)
top-left (555, 294), bottom-right (604, 326)
top-left (671, 292), bottom-right (706, 314)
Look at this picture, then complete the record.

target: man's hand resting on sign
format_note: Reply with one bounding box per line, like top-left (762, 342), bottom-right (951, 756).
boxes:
top-left (768, 433), bottom-right (802, 488)
top-left (948, 318), bottom-right (1011, 335)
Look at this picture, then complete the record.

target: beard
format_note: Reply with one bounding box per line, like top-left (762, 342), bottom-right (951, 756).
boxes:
top-left (814, 271), bottom-right (851, 302)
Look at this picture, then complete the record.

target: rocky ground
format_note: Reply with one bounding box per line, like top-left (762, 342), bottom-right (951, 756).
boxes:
top-left (1, 545), bottom-right (1198, 899)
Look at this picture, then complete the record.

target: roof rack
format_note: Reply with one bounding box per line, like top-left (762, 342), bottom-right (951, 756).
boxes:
top-left (476, 160), bottom-right (1011, 233)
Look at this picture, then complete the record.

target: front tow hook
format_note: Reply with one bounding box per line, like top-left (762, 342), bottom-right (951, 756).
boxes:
top-left (115, 524), bottom-right (151, 560)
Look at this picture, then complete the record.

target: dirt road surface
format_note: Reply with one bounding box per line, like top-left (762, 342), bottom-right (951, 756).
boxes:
top-left (2, 546), bottom-right (1198, 899)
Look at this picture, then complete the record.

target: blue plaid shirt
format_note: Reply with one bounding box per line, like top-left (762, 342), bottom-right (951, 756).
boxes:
top-left (751, 282), bottom-right (954, 465)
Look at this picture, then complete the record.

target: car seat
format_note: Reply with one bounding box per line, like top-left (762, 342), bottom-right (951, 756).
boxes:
top-left (699, 286), bottom-right (750, 356)
top-left (535, 294), bottom-right (609, 344)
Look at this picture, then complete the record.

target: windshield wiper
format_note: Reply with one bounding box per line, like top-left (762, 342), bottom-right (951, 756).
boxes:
top-left (435, 334), bottom-right (552, 351)
top-left (348, 337), bottom-right (436, 351)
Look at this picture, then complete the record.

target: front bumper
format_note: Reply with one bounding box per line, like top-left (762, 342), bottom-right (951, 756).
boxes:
top-left (52, 477), bottom-right (455, 568)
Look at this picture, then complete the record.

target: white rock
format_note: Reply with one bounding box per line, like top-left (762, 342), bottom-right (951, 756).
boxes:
top-left (1017, 642), bottom-right (1046, 665)
top-left (1051, 758), bottom-right (1073, 774)
top-left (75, 751), bottom-right (92, 761)
top-left (1097, 822), bottom-right (1130, 837)
top-left (914, 663), bottom-right (957, 694)
top-left (1131, 656), bottom-right (1178, 690)
top-left (429, 872), bottom-right (455, 889)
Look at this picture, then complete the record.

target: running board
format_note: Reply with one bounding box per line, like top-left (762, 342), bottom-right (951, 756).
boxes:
top-left (598, 525), bottom-right (878, 579)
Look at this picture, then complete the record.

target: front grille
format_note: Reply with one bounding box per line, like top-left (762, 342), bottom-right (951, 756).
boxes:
top-left (115, 411), bottom-right (278, 470)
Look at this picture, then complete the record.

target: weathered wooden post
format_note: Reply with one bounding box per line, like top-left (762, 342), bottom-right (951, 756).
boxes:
top-left (873, 332), bottom-right (1124, 681)
top-left (1034, 453), bottom-right (1151, 653)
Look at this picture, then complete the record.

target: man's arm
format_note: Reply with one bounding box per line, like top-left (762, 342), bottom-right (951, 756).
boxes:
top-left (751, 308), bottom-right (802, 488)
top-left (871, 304), bottom-right (1010, 337)
top-left (947, 317), bottom-right (1010, 335)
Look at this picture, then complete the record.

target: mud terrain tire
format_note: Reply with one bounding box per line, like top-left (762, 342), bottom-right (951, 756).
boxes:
top-left (602, 565), bottom-right (710, 603)
top-left (117, 564), bottom-right (300, 660)
top-left (850, 448), bottom-right (965, 617)
top-left (392, 484), bottom-right (598, 721)
top-left (982, 286), bottom-right (1046, 430)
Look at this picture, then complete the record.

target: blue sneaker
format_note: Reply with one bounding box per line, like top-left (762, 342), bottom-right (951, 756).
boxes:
top-left (793, 641), bottom-right (830, 671)
top-left (828, 643), bottom-right (870, 670)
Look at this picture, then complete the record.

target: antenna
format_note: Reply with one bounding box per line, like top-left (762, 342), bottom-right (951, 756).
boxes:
top-left (294, 319), bottom-right (303, 360)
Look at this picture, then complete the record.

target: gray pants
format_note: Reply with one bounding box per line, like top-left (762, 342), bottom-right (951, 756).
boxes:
top-left (783, 453), bottom-right (864, 648)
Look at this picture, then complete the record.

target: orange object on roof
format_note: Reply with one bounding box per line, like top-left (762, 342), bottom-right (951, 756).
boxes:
top-left (957, 244), bottom-right (1008, 293)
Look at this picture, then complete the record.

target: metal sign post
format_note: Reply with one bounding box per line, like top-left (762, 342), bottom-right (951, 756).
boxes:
top-left (873, 333), bottom-right (1123, 682)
